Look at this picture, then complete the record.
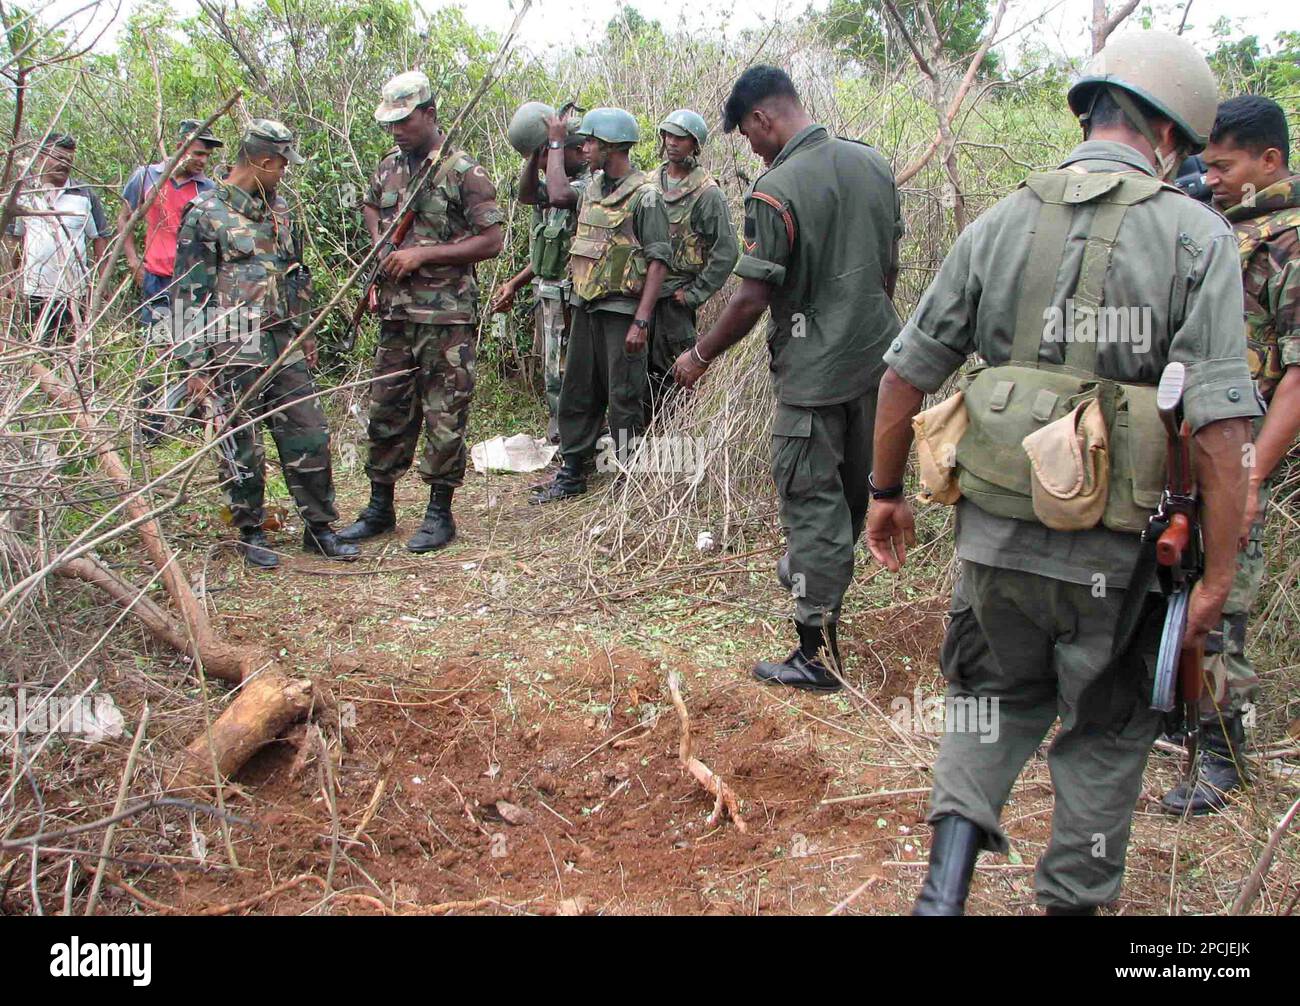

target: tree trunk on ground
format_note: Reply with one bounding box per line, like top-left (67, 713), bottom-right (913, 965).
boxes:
top-left (180, 672), bottom-right (315, 785)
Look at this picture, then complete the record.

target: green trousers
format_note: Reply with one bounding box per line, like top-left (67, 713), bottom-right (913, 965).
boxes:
top-left (772, 389), bottom-right (875, 627)
top-left (558, 305), bottom-right (647, 465)
top-left (646, 297), bottom-right (697, 419)
top-left (929, 560), bottom-right (1164, 910)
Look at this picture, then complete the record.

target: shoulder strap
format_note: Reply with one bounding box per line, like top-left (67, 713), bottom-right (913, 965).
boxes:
top-left (1012, 171), bottom-right (1164, 369)
top-left (749, 189), bottom-right (796, 250)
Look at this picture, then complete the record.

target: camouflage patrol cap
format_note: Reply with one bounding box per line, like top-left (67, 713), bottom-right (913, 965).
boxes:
top-left (178, 118), bottom-right (224, 148)
top-left (375, 71), bottom-right (433, 124)
top-left (242, 119), bottom-right (305, 165)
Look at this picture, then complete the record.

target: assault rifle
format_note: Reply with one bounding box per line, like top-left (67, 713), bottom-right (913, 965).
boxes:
top-left (1148, 361), bottom-right (1204, 777)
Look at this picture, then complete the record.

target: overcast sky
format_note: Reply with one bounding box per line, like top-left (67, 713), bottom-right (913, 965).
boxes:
top-left (38, 0), bottom-right (1300, 66)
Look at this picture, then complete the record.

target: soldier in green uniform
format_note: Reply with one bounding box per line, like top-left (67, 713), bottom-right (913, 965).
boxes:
top-left (490, 112), bottom-right (588, 444)
top-left (673, 66), bottom-right (903, 690)
top-left (1162, 96), bottom-right (1300, 814)
top-left (531, 107), bottom-right (671, 502)
top-left (865, 32), bottom-right (1260, 914)
top-left (648, 109), bottom-right (737, 413)
top-left (339, 71), bottom-right (505, 551)
top-left (174, 120), bottom-right (358, 568)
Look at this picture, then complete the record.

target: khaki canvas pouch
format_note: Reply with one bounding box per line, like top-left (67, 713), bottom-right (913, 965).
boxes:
top-left (912, 390), bottom-right (968, 504)
top-left (1021, 397), bottom-right (1109, 531)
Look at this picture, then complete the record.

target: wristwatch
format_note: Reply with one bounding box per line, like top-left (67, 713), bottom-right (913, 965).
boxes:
top-left (547, 140), bottom-right (563, 149)
top-left (868, 472), bottom-right (905, 500)
top-left (631, 317), bottom-right (649, 330)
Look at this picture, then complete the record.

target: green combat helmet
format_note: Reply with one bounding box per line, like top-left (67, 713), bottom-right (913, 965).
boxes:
top-left (243, 119), bottom-right (304, 165)
top-left (1068, 30), bottom-right (1218, 160)
top-left (507, 101), bottom-right (581, 156)
top-left (577, 107), bottom-right (639, 145)
top-left (658, 109), bottom-right (708, 149)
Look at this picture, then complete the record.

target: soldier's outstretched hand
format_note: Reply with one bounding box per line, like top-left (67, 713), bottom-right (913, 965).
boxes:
top-left (489, 282), bottom-right (516, 314)
top-left (672, 347), bottom-right (706, 389)
top-left (866, 498), bottom-right (916, 572)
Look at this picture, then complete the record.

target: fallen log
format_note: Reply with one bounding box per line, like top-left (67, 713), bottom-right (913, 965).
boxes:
top-left (180, 672), bottom-right (314, 785)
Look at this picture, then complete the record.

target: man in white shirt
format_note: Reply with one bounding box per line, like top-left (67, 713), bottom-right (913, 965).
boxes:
top-left (6, 134), bottom-right (106, 344)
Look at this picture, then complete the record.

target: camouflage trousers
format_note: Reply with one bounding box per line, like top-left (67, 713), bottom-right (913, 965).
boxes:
top-left (214, 355), bottom-right (338, 529)
top-left (364, 320), bottom-right (476, 488)
top-left (535, 291), bottom-right (569, 428)
top-left (1201, 478), bottom-right (1270, 717)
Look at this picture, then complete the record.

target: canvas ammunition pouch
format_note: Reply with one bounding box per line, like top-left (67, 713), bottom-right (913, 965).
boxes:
top-left (659, 165), bottom-right (717, 277)
top-left (569, 171), bottom-right (652, 302)
top-left (529, 206), bottom-right (575, 282)
top-left (917, 168), bottom-right (1174, 534)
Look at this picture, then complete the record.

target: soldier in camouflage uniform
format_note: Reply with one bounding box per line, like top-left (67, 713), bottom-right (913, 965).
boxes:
top-left (174, 120), bottom-right (358, 568)
top-left (338, 71), bottom-right (504, 552)
top-left (648, 109), bottom-right (737, 415)
top-left (1162, 95), bottom-right (1300, 814)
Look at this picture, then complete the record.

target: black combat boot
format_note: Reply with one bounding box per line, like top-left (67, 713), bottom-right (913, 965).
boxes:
top-left (406, 485), bottom-right (456, 553)
top-left (911, 815), bottom-right (984, 916)
top-left (1160, 712), bottom-right (1247, 815)
top-left (337, 482), bottom-right (396, 543)
top-left (529, 454), bottom-right (587, 504)
top-left (238, 528), bottom-right (279, 569)
top-left (303, 523), bottom-right (360, 561)
top-left (751, 621), bottom-right (842, 692)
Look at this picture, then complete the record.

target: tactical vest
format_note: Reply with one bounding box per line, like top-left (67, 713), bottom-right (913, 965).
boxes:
top-left (529, 201), bottom-right (575, 282)
top-left (656, 165), bottom-right (717, 277)
top-left (949, 169), bottom-right (1176, 534)
top-left (1238, 206), bottom-right (1300, 386)
top-left (569, 171), bottom-right (653, 302)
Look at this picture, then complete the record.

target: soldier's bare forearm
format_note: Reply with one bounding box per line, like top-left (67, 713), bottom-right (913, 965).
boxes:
top-left (363, 204), bottom-right (381, 246)
top-left (1251, 366), bottom-right (1300, 484)
top-left (694, 277), bottom-right (770, 362)
top-left (1194, 416), bottom-right (1252, 595)
top-left (872, 367), bottom-right (925, 485)
top-left (519, 149), bottom-right (542, 206)
top-left (543, 147), bottom-right (578, 209)
top-left (634, 260), bottom-right (668, 321)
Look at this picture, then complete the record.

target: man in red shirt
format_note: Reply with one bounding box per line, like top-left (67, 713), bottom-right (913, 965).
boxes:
top-left (120, 120), bottom-right (222, 440)
top-left (120, 119), bottom-right (222, 326)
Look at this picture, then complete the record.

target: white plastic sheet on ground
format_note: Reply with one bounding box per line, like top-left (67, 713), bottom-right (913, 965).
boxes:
top-left (470, 433), bottom-right (558, 474)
